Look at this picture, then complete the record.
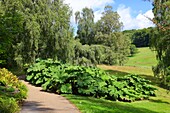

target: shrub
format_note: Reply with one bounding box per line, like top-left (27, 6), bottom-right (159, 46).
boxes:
top-left (26, 59), bottom-right (156, 102)
top-left (108, 75), bottom-right (156, 102)
top-left (129, 44), bottom-right (138, 56)
top-left (0, 68), bottom-right (28, 112)
top-left (0, 96), bottom-right (19, 113)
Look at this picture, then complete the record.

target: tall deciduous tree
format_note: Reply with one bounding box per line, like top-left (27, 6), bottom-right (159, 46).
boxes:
top-left (74, 6), bottom-right (130, 66)
top-left (75, 7), bottom-right (95, 45)
top-left (96, 5), bottom-right (123, 34)
top-left (94, 5), bottom-right (130, 65)
top-left (150, 0), bottom-right (170, 87)
top-left (0, 0), bottom-right (74, 67)
top-left (0, 0), bottom-right (23, 67)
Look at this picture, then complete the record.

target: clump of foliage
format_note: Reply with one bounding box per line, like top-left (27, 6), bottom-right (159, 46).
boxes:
top-left (108, 75), bottom-right (156, 102)
top-left (0, 68), bottom-right (27, 113)
top-left (129, 44), bottom-right (138, 56)
top-left (73, 44), bottom-right (121, 66)
top-left (26, 59), bottom-right (156, 102)
top-left (0, 96), bottom-right (19, 113)
top-left (123, 27), bottom-right (153, 47)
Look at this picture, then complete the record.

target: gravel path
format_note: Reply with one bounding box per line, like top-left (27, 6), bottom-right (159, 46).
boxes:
top-left (20, 80), bottom-right (80, 113)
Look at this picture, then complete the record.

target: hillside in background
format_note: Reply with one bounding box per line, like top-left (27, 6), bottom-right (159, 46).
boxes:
top-left (99, 47), bottom-right (157, 76)
top-left (126, 47), bottom-right (157, 67)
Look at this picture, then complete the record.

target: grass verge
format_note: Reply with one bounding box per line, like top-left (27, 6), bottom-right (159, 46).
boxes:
top-left (63, 91), bottom-right (170, 113)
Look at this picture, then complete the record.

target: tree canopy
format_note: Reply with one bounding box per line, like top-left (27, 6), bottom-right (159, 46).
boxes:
top-left (0, 2), bottom-right (135, 68)
top-left (74, 6), bottom-right (131, 66)
top-left (0, 0), bottom-right (74, 68)
top-left (75, 7), bottom-right (95, 45)
top-left (150, 0), bottom-right (170, 88)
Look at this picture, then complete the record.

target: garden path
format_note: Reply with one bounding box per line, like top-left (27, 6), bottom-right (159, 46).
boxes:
top-left (20, 80), bottom-right (80, 113)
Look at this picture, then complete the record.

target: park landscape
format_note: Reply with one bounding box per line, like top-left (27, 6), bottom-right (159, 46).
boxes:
top-left (0, 0), bottom-right (170, 113)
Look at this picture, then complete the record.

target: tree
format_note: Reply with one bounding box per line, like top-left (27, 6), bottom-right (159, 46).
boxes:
top-left (0, 0), bottom-right (24, 67)
top-left (123, 27), bottom-right (153, 47)
top-left (95, 5), bottom-right (123, 34)
top-left (0, 0), bottom-right (74, 68)
top-left (150, 0), bottom-right (170, 88)
top-left (75, 7), bottom-right (95, 45)
top-left (74, 5), bottom-right (130, 66)
top-left (132, 28), bottom-right (150, 47)
top-left (93, 6), bottom-right (130, 65)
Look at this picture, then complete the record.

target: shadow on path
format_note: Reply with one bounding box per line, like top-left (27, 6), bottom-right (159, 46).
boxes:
top-left (21, 101), bottom-right (55, 113)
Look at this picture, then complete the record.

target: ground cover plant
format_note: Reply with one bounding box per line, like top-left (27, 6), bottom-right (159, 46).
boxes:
top-left (0, 68), bottom-right (27, 113)
top-left (26, 59), bottom-right (156, 102)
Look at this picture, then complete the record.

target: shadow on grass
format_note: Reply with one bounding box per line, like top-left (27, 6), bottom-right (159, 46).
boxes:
top-left (64, 95), bottom-right (159, 113)
top-left (105, 70), bottom-right (128, 77)
top-left (105, 69), bottom-right (159, 85)
top-left (149, 99), bottom-right (170, 104)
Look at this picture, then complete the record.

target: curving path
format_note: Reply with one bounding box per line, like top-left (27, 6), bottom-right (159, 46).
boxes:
top-left (20, 80), bottom-right (80, 113)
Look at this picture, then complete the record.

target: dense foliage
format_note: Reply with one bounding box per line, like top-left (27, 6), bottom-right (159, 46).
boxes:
top-left (26, 59), bottom-right (156, 102)
top-left (0, 0), bottom-right (23, 67)
top-left (74, 6), bottom-right (132, 65)
top-left (0, 68), bottom-right (27, 113)
top-left (123, 27), bottom-right (153, 47)
top-left (0, 1), bottom-right (135, 68)
top-left (0, 0), bottom-right (74, 68)
top-left (150, 0), bottom-right (170, 88)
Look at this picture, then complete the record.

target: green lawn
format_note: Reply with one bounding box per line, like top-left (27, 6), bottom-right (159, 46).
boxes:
top-left (63, 88), bottom-right (170, 113)
top-left (126, 47), bottom-right (157, 67)
top-left (98, 47), bottom-right (158, 76)
top-left (98, 65), bottom-right (154, 76)
top-left (63, 86), bottom-right (170, 113)
top-left (63, 47), bottom-right (170, 113)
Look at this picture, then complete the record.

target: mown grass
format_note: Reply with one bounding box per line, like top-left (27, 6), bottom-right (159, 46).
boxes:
top-left (126, 47), bottom-right (157, 67)
top-left (63, 47), bottom-right (170, 113)
top-left (98, 65), bottom-right (154, 76)
top-left (63, 80), bottom-right (170, 113)
top-left (98, 47), bottom-right (158, 76)
top-left (63, 91), bottom-right (170, 113)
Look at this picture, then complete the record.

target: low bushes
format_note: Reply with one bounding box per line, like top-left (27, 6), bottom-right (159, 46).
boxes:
top-left (0, 96), bottom-right (19, 113)
top-left (0, 68), bottom-right (27, 113)
top-left (26, 59), bottom-right (156, 102)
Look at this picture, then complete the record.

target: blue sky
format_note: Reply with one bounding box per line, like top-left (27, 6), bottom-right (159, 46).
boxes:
top-left (113, 0), bottom-right (153, 17)
top-left (64, 0), bottom-right (154, 30)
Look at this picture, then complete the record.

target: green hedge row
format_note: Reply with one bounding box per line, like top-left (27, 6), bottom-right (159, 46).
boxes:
top-left (26, 59), bottom-right (156, 102)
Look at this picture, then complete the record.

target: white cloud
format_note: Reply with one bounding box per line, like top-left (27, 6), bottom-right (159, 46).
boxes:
top-left (117, 5), bottom-right (155, 30)
top-left (64, 1), bottom-right (154, 31)
top-left (64, 0), bottom-right (114, 24)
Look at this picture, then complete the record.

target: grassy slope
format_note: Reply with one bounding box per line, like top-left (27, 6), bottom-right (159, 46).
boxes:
top-left (98, 47), bottom-right (157, 76)
top-left (98, 65), bottom-right (154, 76)
top-left (126, 47), bottom-right (157, 67)
top-left (64, 47), bottom-right (170, 113)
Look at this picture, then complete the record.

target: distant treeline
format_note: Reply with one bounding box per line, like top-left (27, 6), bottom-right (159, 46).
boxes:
top-left (123, 27), bottom-right (154, 47)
